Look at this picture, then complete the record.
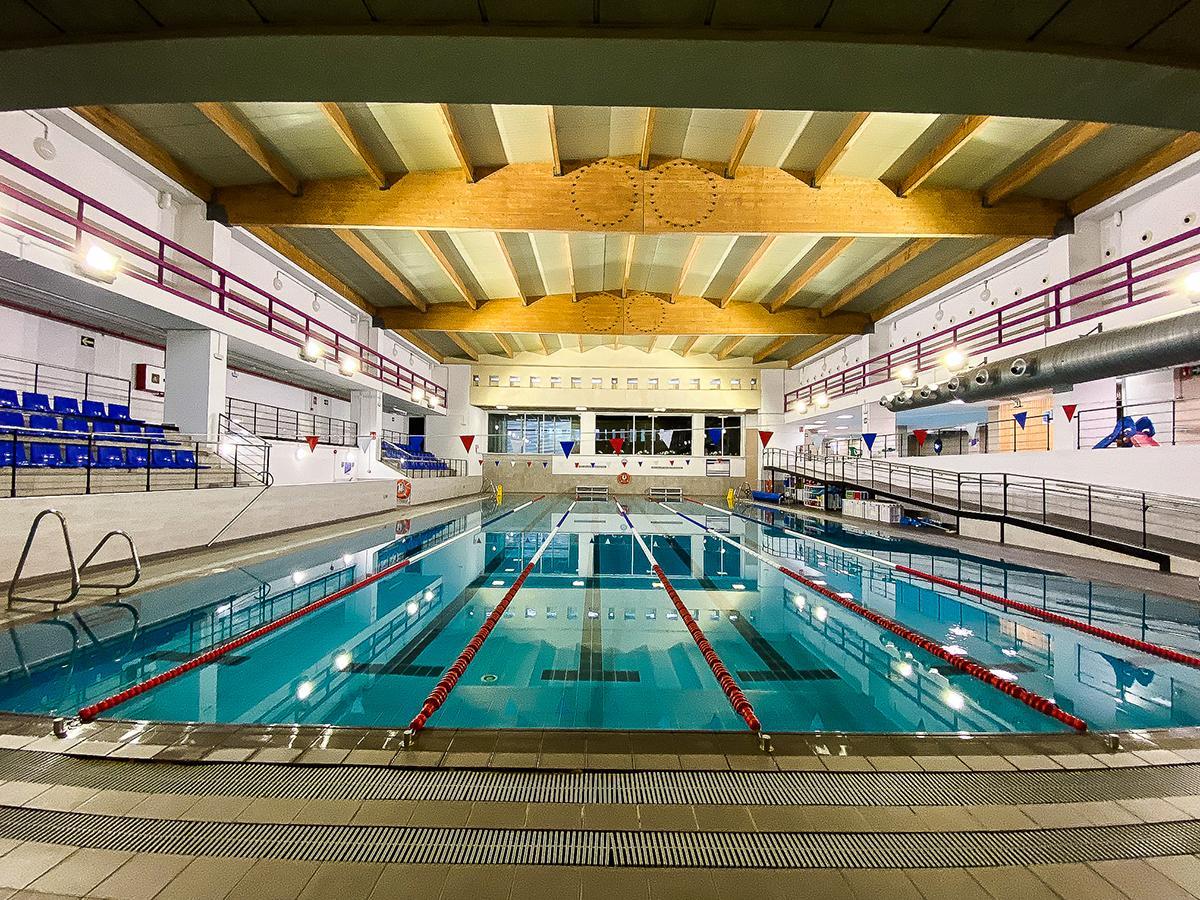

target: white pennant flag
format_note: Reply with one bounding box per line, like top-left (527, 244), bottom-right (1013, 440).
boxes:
top-left (657, 428), bottom-right (674, 446)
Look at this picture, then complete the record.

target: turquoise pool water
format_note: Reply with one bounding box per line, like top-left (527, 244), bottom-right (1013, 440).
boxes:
top-left (1, 494), bottom-right (1197, 734)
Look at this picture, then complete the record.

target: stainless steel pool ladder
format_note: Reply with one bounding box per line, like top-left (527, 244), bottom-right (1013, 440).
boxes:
top-left (7, 509), bottom-right (142, 611)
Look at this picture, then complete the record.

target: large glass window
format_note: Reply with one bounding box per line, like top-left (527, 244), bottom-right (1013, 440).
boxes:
top-left (600, 414), bottom-right (692, 455)
top-left (704, 415), bottom-right (742, 456)
top-left (487, 413), bottom-right (580, 453)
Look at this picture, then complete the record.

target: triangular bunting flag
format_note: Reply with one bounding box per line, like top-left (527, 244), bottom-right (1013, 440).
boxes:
top-left (542, 461), bottom-right (548, 468)
top-left (913, 429), bottom-right (928, 448)
top-left (356, 435), bottom-right (374, 454)
top-left (638, 460), bottom-right (644, 467)
top-left (706, 426), bottom-right (723, 446)
top-left (460, 435), bottom-right (475, 452)
top-left (510, 460), bottom-right (516, 467)
top-left (669, 459), bottom-right (675, 466)
top-left (305, 435), bottom-right (320, 452)
top-left (526, 460), bottom-right (532, 467)
top-left (609, 437), bottom-right (625, 454)
top-left (1063, 404), bottom-right (1077, 422)
top-left (657, 428), bottom-right (674, 446)
top-left (862, 432), bottom-right (877, 452)
top-left (621, 459), bottom-right (628, 468)
top-left (1013, 411), bottom-right (1028, 429)
top-left (574, 462), bottom-right (579, 468)
top-left (494, 460), bottom-right (501, 466)
top-left (560, 440), bottom-right (575, 458)
top-left (758, 430), bottom-right (773, 448)
top-left (1042, 411), bottom-right (1052, 424)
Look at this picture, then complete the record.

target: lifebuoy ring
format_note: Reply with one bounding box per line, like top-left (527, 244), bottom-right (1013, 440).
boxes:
top-left (617, 472), bottom-right (632, 485)
top-left (396, 479), bottom-right (411, 501)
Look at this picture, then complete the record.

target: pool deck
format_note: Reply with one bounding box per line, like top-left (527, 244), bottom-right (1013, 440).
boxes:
top-left (4, 495), bottom-right (1200, 897)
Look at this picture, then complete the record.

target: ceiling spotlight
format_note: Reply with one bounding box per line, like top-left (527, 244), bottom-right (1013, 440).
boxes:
top-left (273, 270), bottom-right (284, 291)
top-left (894, 364), bottom-right (917, 385)
top-left (76, 244), bottom-right (120, 283)
top-left (26, 113), bottom-right (55, 160)
top-left (942, 348), bottom-right (968, 371)
top-left (339, 355), bottom-right (360, 376)
top-left (411, 386), bottom-right (425, 403)
top-left (814, 393), bottom-right (829, 408)
top-left (796, 400), bottom-right (808, 414)
top-left (301, 337), bottom-right (325, 360)
top-left (1186, 271), bottom-right (1200, 299)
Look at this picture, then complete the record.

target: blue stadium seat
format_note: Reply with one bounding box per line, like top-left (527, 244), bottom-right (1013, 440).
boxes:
top-left (173, 449), bottom-right (203, 469)
top-left (108, 403), bottom-right (131, 420)
top-left (151, 449), bottom-right (175, 468)
top-left (0, 410), bottom-right (24, 432)
top-left (118, 423), bottom-right (143, 441)
top-left (29, 443), bottom-right (62, 466)
top-left (61, 417), bottom-right (89, 436)
top-left (28, 414), bottom-right (59, 436)
top-left (52, 396), bottom-right (80, 415)
top-left (143, 424), bottom-right (173, 444)
top-left (63, 444), bottom-right (90, 467)
top-left (95, 446), bottom-right (125, 468)
top-left (22, 392), bottom-right (51, 413)
top-left (0, 389), bottom-right (18, 409)
top-left (91, 421), bottom-right (117, 436)
top-left (0, 439), bottom-right (27, 468)
top-left (126, 446), bottom-right (149, 468)
top-left (82, 400), bottom-right (106, 418)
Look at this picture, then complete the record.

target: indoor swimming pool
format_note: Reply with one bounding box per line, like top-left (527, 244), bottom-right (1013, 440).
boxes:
top-left (1, 494), bottom-right (1198, 736)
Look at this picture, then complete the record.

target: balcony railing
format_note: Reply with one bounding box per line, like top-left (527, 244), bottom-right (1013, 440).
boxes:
top-left (0, 148), bottom-right (446, 407)
top-left (226, 397), bottom-right (357, 447)
top-left (786, 225), bottom-right (1200, 410)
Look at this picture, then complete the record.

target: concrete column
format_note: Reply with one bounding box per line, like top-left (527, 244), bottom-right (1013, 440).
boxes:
top-left (580, 412), bottom-right (597, 455)
top-left (350, 388), bottom-right (383, 462)
top-left (164, 329), bottom-right (226, 438)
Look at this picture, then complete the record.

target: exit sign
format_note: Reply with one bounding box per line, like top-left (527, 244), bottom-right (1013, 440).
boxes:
top-left (80, 335), bottom-right (95, 348)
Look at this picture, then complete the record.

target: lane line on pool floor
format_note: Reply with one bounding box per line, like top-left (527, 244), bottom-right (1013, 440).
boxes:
top-left (77, 496), bottom-right (549, 724)
top-left (403, 500), bottom-right (577, 744)
top-left (614, 501), bottom-right (766, 745)
top-left (691, 496), bottom-right (1200, 672)
top-left (659, 501), bottom-right (1089, 735)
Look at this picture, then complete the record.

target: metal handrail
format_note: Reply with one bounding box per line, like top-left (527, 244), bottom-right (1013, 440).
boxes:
top-left (225, 397), bottom-right (357, 447)
top-left (786, 223), bottom-right (1200, 409)
top-left (0, 148), bottom-right (447, 405)
top-left (8, 510), bottom-right (144, 611)
top-left (7, 509), bottom-right (79, 611)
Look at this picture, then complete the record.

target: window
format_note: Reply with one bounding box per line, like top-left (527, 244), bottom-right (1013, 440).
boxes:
top-left (550, 376), bottom-right (560, 388)
top-left (571, 377), bottom-right (582, 389)
top-left (704, 415), bottom-right (742, 456)
top-left (509, 375), bottom-right (520, 387)
top-left (488, 375), bottom-right (500, 386)
top-left (487, 413), bottom-right (580, 453)
top-left (600, 414), bottom-right (691, 455)
top-left (530, 376), bottom-right (541, 387)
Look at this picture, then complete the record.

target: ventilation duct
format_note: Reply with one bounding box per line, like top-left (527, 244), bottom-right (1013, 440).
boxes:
top-left (881, 309), bottom-right (1200, 412)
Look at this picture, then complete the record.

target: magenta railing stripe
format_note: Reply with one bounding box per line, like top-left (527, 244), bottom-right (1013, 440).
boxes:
top-left (787, 225), bottom-right (1200, 408)
top-left (0, 149), bottom-right (446, 403)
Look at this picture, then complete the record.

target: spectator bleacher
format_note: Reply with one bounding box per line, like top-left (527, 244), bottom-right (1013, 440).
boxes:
top-left (381, 436), bottom-right (451, 472)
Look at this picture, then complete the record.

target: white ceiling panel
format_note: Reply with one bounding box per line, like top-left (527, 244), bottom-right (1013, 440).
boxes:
top-left (682, 108), bottom-right (752, 163)
top-left (529, 232), bottom-right (573, 295)
top-left (367, 103), bottom-right (461, 171)
top-left (679, 235), bottom-right (737, 296)
top-left (838, 112), bottom-right (940, 179)
top-left (492, 104), bottom-right (555, 164)
top-left (742, 110), bottom-right (814, 168)
top-left (447, 231), bottom-right (519, 299)
top-left (729, 235), bottom-right (821, 302)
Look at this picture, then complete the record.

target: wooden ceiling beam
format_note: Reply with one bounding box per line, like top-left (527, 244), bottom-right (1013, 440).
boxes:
top-left (752, 335), bottom-right (793, 363)
top-left (1069, 132), bottom-right (1200, 215)
top-left (535, 333), bottom-right (550, 355)
top-left (725, 109), bottom-right (762, 179)
top-left (812, 112), bottom-right (871, 188)
top-left (819, 238), bottom-right (939, 318)
top-left (674, 237), bottom-right (703, 301)
top-left (679, 335), bottom-right (701, 357)
top-left (379, 292), bottom-right (868, 336)
top-left (494, 333), bottom-right (515, 358)
top-left (242, 225), bottom-right (377, 318)
top-left (437, 103), bottom-right (474, 183)
top-left (331, 228), bottom-right (427, 312)
top-left (562, 233), bottom-right (576, 301)
top-left (318, 102), bottom-right (388, 190)
top-left (621, 235), bottom-right (635, 299)
top-left (195, 102), bottom-right (300, 196)
top-left (720, 235), bottom-right (774, 308)
top-left (492, 232), bottom-right (526, 306)
top-left (415, 230), bottom-right (477, 309)
top-left (715, 335), bottom-right (744, 360)
top-left (639, 108), bottom-right (656, 170)
top-left (984, 121), bottom-right (1110, 206)
top-left (73, 106), bottom-right (214, 201)
top-left (787, 335), bottom-right (844, 368)
top-left (869, 238), bottom-right (1026, 323)
top-left (896, 115), bottom-right (989, 197)
top-left (577, 334), bottom-right (586, 353)
top-left (396, 329), bottom-right (444, 363)
top-left (769, 237), bottom-right (855, 313)
top-left (215, 164), bottom-right (1065, 238)
top-left (547, 106), bottom-right (562, 177)
top-left (445, 331), bottom-right (479, 361)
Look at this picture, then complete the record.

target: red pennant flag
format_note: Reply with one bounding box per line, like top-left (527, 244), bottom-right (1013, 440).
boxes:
top-left (1063, 404), bottom-right (1077, 422)
top-left (913, 429), bottom-right (928, 448)
top-left (526, 460), bottom-right (532, 467)
top-left (758, 430), bottom-right (774, 448)
top-left (669, 459), bottom-right (675, 466)
top-left (609, 437), bottom-right (625, 454)
top-left (305, 435), bottom-right (320, 452)
top-left (621, 459), bottom-right (628, 468)
top-left (460, 435), bottom-right (475, 452)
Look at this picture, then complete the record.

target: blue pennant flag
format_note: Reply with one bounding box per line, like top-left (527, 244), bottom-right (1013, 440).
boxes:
top-left (862, 432), bottom-right (877, 452)
top-left (494, 460), bottom-right (501, 466)
top-left (706, 426), bottom-right (723, 446)
top-left (1013, 411), bottom-right (1028, 429)
top-left (560, 440), bottom-right (576, 458)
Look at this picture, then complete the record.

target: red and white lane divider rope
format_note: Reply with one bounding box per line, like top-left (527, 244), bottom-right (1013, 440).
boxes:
top-left (694, 496), bottom-right (1200, 672)
top-left (661, 501), bottom-right (1088, 734)
top-left (78, 496), bottom-right (547, 724)
top-left (403, 501), bottom-right (576, 744)
top-left (615, 501), bottom-right (765, 740)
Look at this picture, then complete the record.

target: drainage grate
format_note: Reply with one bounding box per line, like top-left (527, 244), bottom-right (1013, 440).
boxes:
top-left (0, 805), bottom-right (1198, 868)
top-left (4, 749), bottom-right (1200, 808)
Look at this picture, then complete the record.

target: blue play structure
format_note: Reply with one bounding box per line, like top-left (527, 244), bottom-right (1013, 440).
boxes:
top-left (1093, 415), bottom-right (1158, 448)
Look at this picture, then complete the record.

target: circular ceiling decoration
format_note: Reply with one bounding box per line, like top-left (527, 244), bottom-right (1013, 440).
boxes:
top-left (625, 292), bottom-right (667, 333)
top-left (647, 159), bottom-right (719, 229)
top-left (579, 292), bottom-right (621, 333)
top-left (569, 159), bottom-right (638, 228)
